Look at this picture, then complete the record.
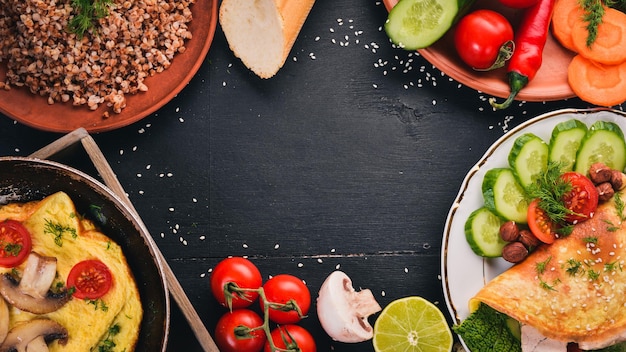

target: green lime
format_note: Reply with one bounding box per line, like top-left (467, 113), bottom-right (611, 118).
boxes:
top-left (373, 296), bottom-right (453, 352)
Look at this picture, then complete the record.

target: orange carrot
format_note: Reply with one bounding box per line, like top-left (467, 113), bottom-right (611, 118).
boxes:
top-left (567, 54), bottom-right (626, 107)
top-left (551, 0), bottom-right (585, 52)
top-left (571, 8), bottom-right (626, 65)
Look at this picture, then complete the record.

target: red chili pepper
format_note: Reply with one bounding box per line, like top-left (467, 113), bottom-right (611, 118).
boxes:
top-left (490, 0), bottom-right (556, 109)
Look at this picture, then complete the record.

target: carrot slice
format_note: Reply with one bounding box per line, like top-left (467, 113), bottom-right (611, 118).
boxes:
top-left (571, 8), bottom-right (626, 65)
top-left (567, 54), bottom-right (626, 107)
top-left (551, 0), bottom-right (585, 52)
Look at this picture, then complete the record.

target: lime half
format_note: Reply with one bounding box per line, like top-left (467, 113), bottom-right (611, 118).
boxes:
top-left (373, 296), bottom-right (453, 352)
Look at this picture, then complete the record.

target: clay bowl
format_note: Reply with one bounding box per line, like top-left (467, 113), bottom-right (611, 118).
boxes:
top-left (0, 157), bottom-right (169, 351)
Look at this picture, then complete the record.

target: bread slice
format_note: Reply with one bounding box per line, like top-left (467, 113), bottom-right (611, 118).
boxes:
top-left (219, 0), bottom-right (316, 78)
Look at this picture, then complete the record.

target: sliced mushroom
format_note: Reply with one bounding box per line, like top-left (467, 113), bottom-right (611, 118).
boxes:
top-left (24, 336), bottom-right (48, 352)
top-left (0, 297), bottom-right (8, 344)
top-left (316, 270), bottom-right (382, 343)
top-left (0, 319), bottom-right (68, 352)
top-left (19, 252), bottom-right (58, 299)
top-left (0, 252), bottom-right (69, 314)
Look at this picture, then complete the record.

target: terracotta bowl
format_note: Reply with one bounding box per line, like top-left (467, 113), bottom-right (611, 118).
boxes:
top-left (0, 157), bottom-right (169, 352)
top-left (383, 0), bottom-right (576, 101)
top-left (0, 0), bottom-right (218, 133)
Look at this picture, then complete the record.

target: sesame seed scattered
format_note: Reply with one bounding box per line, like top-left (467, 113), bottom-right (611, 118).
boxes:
top-left (274, 243), bottom-right (280, 250)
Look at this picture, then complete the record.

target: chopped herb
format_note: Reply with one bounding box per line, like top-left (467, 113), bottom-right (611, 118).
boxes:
top-left (565, 259), bottom-right (585, 276)
top-left (588, 269), bottom-right (600, 281)
top-left (604, 219), bottom-right (620, 232)
top-left (615, 193), bottom-right (626, 222)
top-left (539, 278), bottom-right (558, 291)
top-left (86, 298), bottom-right (109, 312)
top-left (68, 0), bottom-right (114, 38)
top-left (583, 236), bottom-right (599, 245)
top-left (605, 261), bottom-right (622, 272)
top-left (536, 256), bottom-right (552, 275)
top-left (95, 323), bottom-right (121, 352)
top-left (3, 243), bottom-right (22, 257)
top-left (43, 219), bottom-right (77, 247)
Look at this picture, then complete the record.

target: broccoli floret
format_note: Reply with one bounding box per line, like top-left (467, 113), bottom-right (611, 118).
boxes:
top-left (591, 342), bottom-right (626, 352)
top-left (452, 303), bottom-right (521, 352)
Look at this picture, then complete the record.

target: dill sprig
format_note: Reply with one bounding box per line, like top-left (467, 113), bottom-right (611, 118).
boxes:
top-left (580, 0), bottom-right (626, 47)
top-left (68, 0), bottom-right (113, 37)
top-left (526, 162), bottom-right (574, 224)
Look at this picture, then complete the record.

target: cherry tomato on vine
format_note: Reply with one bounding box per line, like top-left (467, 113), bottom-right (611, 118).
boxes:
top-left (264, 325), bottom-right (316, 352)
top-left (0, 220), bottom-right (32, 268)
top-left (210, 257), bottom-right (262, 309)
top-left (215, 309), bottom-right (266, 352)
top-left (498, 0), bottom-right (539, 8)
top-left (454, 10), bottom-right (514, 70)
top-left (527, 199), bottom-right (558, 244)
top-left (560, 172), bottom-right (599, 223)
top-left (67, 259), bottom-right (113, 299)
top-left (261, 274), bottom-right (310, 324)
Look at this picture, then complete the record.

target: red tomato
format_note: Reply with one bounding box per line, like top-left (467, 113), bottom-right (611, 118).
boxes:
top-left (560, 172), bottom-right (599, 223)
top-left (527, 199), bottom-right (558, 244)
top-left (210, 257), bottom-right (262, 309)
top-left (67, 259), bottom-right (113, 299)
top-left (264, 325), bottom-right (316, 352)
top-left (215, 309), bottom-right (266, 352)
top-left (261, 274), bottom-right (310, 324)
top-left (498, 0), bottom-right (539, 8)
top-left (454, 10), bottom-right (514, 70)
top-left (0, 220), bottom-right (32, 268)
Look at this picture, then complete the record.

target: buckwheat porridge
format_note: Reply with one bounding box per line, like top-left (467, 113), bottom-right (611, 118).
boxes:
top-left (0, 0), bottom-right (194, 114)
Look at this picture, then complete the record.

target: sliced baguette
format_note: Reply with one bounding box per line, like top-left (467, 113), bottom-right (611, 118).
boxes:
top-left (219, 0), bottom-right (316, 79)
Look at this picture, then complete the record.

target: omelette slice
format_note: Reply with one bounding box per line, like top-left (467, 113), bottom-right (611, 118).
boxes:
top-left (472, 190), bottom-right (626, 350)
top-left (0, 192), bottom-right (142, 351)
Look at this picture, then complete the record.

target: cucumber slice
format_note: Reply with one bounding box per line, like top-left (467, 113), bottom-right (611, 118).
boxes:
top-left (385, 0), bottom-right (475, 50)
top-left (575, 121), bottom-right (626, 176)
top-left (482, 168), bottom-right (528, 223)
top-left (508, 133), bottom-right (549, 190)
top-left (464, 207), bottom-right (506, 257)
top-left (549, 119), bottom-right (588, 172)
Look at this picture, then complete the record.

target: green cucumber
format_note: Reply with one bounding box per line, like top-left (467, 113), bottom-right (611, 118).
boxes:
top-left (548, 119), bottom-right (588, 172)
top-left (385, 0), bottom-right (476, 50)
top-left (574, 121), bottom-right (626, 175)
top-left (508, 133), bottom-right (549, 190)
top-left (482, 168), bottom-right (528, 223)
top-left (464, 207), bottom-right (506, 257)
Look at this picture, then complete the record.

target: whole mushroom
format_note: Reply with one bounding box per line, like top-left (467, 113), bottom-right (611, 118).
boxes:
top-left (316, 270), bottom-right (382, 343)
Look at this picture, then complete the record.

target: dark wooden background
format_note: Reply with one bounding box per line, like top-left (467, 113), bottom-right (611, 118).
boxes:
top-left (0, 0), bottom-right (607, 350)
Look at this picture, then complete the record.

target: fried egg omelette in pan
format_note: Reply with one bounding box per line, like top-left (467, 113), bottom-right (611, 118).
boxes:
top-left (0, 157), bottom-right (169, 352)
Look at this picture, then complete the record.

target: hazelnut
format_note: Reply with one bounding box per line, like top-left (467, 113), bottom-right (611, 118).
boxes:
top-left (589, 163), bottom-right (613, 184)
top-left (519, 229), bottom-right (541, 248)
top-left (610, 170), bottom-right (626, 191)
top-left (499, 221), bottom-right (520, 242)
top-left (597, 182), bottom-right (615, 202)
top-left (502, 242), bottom-right (529, 263)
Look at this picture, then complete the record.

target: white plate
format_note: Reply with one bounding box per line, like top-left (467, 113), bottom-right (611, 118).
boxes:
top-left (441, 108), bottom-right (626, 349)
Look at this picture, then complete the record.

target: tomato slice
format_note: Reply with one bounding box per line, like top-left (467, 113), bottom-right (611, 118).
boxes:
top-left (0, 220), bottom-right (33, 268)
top-left (527, 199), bottom-right (558, 244)
top-left (67, 259), bottom-right (113, 299)
top-left (560, 172), bottom-right (599, 223)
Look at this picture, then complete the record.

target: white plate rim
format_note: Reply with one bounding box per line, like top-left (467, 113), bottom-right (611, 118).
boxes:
top-left (440, 107), bottom-right (626, 350)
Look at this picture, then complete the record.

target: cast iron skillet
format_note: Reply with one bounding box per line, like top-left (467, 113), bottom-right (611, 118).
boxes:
top-left (0, 157), bottom-right (170, 351)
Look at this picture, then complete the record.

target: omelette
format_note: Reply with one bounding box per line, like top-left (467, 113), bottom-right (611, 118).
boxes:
top-left (0, 191), bottom-right (142, 351)
top-left (471, 189), bottom-right (626, 350)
